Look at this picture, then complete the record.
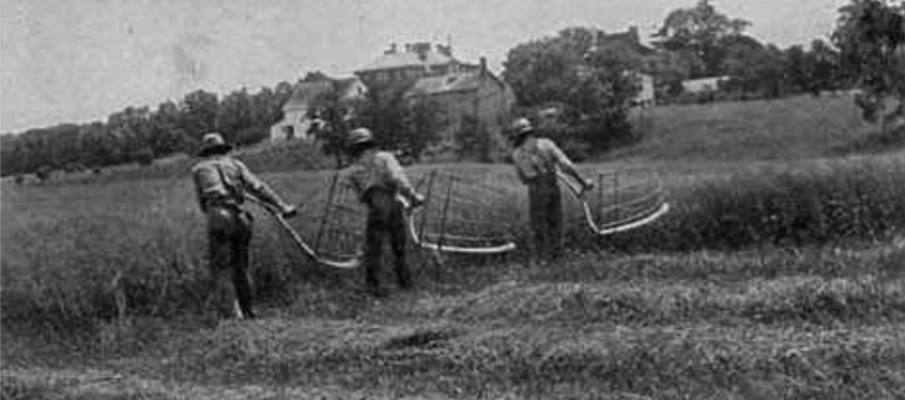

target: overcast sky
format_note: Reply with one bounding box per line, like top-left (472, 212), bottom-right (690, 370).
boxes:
top-left (1, 0), bottom-right (846, 133)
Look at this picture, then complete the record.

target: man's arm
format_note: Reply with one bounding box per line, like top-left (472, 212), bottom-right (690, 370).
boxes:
top-left (545, 139), bottom-right (593, 190)
top-left (382, 153), bottom-right (424, 205)
top-left (235, 160), bottom-right (296, 216)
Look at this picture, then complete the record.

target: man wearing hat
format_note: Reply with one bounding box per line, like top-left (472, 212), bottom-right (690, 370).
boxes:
top-left (343, 127), bottom-right (425, 297)
top-left (191, 133), bottom-right (297, 319)
top-left (508, 118), bottom-right (593, 261)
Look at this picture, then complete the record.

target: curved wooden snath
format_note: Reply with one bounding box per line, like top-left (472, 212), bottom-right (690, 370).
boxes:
top-left (247, 196), bottom-right (361, 270)
top-left (558, 171), bottom-right (671, 237)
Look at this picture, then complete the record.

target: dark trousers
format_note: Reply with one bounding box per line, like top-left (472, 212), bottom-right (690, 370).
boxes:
top-left (206, 206), bottom-right (255, 319)
top-left (363, 189), bottom-right (413, 290)
top-left (528, 175), bottom-right (563, 261)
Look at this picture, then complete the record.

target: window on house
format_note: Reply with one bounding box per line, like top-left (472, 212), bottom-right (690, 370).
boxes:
top-left (284, 125), bottom-right (295, 140)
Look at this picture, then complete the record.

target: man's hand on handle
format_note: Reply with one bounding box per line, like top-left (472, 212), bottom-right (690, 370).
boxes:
top-left (411, 193), bottom-right (426, 208)
top-left (280, 204), bottom-right (298, 219)
top-left (398, 193), bottom-right (426, 212)
top-left (578, 178), bottom-right (594, 197)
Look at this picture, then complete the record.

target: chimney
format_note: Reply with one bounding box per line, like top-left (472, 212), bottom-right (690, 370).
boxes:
top-left (413, 42), bottom-right (431, 61)
top-left (628, 26), bottom-right (639, 44)
top-left (479, 57), bottom-right (487, 77)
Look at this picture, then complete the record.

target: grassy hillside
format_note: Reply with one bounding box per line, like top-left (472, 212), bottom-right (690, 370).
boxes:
top-left (3, 95), bottom-right (905, 399)
top-left (618, 94), bottom-right (879, 163)
top-left (16, 94), bottom-right (888, 187)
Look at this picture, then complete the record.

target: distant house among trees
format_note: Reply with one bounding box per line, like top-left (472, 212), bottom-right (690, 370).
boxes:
top-left (354, 42), bottom-right (480, 101)
top-left (681, 76), bottom-right (730, 93)
top-left (354, 42), bottom-right (514, 153)
top-left (403, 57), bottom-right (516, 144)
top-left (269, 76), bottom-right (367, 142)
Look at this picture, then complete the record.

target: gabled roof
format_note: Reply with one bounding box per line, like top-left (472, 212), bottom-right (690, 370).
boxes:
top-left (356, 51), bottom-right (456, 73)
top-left (405, 71), bottom-right (507, 98)
top-left (283, 77), bottom-right (366, 111)
top-left (596, 27), bottom-right (657, 56)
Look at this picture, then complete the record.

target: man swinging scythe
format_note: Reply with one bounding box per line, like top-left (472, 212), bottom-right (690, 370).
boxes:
top-left (508, 118), bottom-right (594, 261)
top-left (191, 133), bottom-right (297, 320)
top-left (342, 127), bottom-right (426, 297)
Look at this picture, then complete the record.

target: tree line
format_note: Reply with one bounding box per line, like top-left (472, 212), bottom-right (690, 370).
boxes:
top-left (499, 0), bottom-right (903, 159)
top-left (505, 0), bottom-right (857, 110)
top-left (3, 0), bottom-right (901, 178)
top-left (1, 83), bottom-right (298, 177)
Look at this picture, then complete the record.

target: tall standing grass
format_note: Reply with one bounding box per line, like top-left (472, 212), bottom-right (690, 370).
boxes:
top-left (595, 156), bottom-right (905, 252)
top-left (3, 156), bottom-right (905, 334)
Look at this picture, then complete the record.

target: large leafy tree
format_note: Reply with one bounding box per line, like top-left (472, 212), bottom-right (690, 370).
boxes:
top-left (502, 35), bottom-right (583, 107)
top-left (720, 37), bottom-right (787, 98)
top-left (353, 90), bottom-right (443, 163)
top-left (503, 27), bottom-right (641, 126)
top-left (653, 0), bottom-right (751, 77)
top-left (833, 0), bottom-right (905, 133)
top-left (784, 40), bottom-right (844, 96)
top-left (1, 79), bottom-right (325, 176)
top-left (215, 88), bottom-right (254, 142)
top-left (181, 89), bottom-right (219, 141)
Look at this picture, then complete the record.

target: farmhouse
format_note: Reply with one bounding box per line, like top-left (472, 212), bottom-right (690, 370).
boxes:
top-left (354, 42), bottom-right (480, 102)
top-left (403, 58), bottom-right (515, 143)
top-left (269, 76), bottom-right (367, 143)
top-left (681, 76), bottom-right (730, 94)
top-left (354, 42), bottom-right (513, 145)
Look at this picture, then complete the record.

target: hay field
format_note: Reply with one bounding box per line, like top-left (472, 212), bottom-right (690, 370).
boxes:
top-left (3, 95), bottom-right (905, 399)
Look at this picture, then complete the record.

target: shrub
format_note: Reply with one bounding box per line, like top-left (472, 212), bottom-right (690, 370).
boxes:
top-left (233, 125), bottom-right (271, 147)
top-left (134, 148), bottom-right (155, 166)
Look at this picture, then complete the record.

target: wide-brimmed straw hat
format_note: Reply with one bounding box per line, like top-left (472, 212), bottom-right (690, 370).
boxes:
top-left (197, 133), bottom-right (233, 157)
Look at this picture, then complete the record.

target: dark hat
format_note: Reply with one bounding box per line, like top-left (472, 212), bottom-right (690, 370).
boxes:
top-left (347, 127), bottom-right (375, 148)
top-left (508, 118), bottom-right (535, 138)
top-left (197, 133), bottom-right (232, 157)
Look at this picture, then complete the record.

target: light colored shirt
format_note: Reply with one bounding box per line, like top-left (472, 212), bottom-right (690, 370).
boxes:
top-left (344, 149), bottom-right (417, 202)
top-left (191, 155), bottom-right (285, 212)
top-left (511, 137), bottom-right (577, 184)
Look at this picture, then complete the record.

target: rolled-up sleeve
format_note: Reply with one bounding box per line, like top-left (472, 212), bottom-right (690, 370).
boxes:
top-left (236, 160), bottom-right (288, 208)
top-left (381, 153), bottom-right (417, 200)
top-left (542, 139), bottom-right (576, 171)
